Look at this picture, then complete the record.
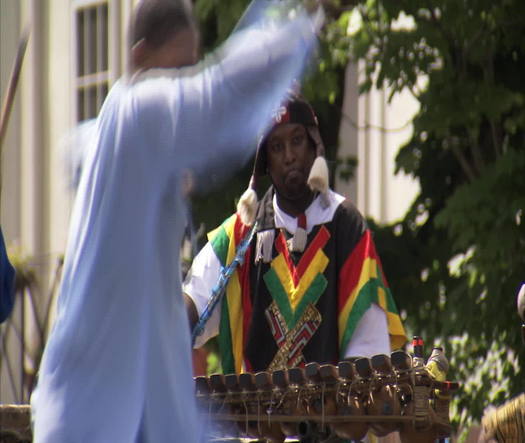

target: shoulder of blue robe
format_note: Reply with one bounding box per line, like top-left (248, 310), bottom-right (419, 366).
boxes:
top-left (0, 227), bottom-right (16, 323)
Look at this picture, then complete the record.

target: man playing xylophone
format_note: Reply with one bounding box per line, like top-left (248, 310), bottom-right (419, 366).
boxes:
top-left (184, 95), bottom-right (407, 375)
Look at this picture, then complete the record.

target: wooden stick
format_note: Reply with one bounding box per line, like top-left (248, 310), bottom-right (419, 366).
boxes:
top-left (0, 26), bottom-right (30, 210)
top-left (207, 412), bottom-right (424, 424)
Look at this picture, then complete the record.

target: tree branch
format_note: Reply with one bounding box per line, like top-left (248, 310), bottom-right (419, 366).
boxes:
top-left (489, 119), bottom-right (502, 159)
top-left (451, 141), bottom-right (477, 182)
top-left (469, 130), bottom-right (485, 174)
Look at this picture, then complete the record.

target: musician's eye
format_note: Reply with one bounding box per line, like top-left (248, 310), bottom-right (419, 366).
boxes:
top-left (292, 134), bottom-right (304, 145)
top-left (269, 141), bottom-right (283, 153)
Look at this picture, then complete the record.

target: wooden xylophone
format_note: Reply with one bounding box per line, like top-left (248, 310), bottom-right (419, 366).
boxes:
top-left (194, 351), bottom-right (459, 442)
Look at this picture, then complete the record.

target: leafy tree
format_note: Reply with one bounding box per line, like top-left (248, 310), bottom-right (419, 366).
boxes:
top-left (342, 0), bottom-right (525, 436)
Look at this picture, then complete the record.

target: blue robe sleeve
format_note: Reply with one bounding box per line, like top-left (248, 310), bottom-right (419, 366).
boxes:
top-left (0, 227), bottom-right (16, 323)
top-left (130, 6), bottom-right (321, 182)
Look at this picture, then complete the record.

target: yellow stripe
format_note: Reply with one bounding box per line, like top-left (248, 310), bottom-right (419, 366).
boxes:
top-left (271, 250), bottom-right (329, 311)
top-left (338, 256), bottom-right (378, 344)
top-left (207, 225), bottom-right (221, 243)
top-left (207, 214), bottom-right (236, 242)
top-left (226, 275), bottom-right (243, 373)
top-left (377, 286), bottom-right (387, 311)
top-left (292, 251), bottom-right (328, 310)
top-left (224, 217), bottom-right (243, 374)
top-left (271, 254), bottom-right (295, 295)
top-left (379, 288), bottom-right (407, 350)
top-left (387, 311), bottom-right (407, 350)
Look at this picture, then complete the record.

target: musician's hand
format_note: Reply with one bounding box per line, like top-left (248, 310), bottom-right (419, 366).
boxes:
top-left (184, 293), bottom-right (199, 331)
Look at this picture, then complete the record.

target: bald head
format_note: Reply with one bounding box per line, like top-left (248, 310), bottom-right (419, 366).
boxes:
top-left (130, 0), bottom-right (195, 49)
top-left (129, 0), bottom-right (199, 70)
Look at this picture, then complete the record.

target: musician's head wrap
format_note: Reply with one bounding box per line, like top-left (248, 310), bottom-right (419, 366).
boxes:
top-left (237, 95), bottom-right (329, 226)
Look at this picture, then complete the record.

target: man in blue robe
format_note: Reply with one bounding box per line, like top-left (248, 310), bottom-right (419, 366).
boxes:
top-left (31, 0), bottom-right (322, 441)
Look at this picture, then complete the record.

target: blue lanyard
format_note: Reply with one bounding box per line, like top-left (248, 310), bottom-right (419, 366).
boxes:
top-left (191, 222), bottom-right (257, 346)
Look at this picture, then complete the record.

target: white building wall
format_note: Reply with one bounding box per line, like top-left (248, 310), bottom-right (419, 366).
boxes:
top-left (336, 61), bottom-right (419, 224)
top-left (1, 0), bottom-right (24, 406)
top-left (0, 0), bottom-right (133, 404)
top-left (47, 0), bottom-right (75, 259)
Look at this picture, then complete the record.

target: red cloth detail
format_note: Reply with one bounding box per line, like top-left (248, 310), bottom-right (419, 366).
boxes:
top-left (338, 230), bottom-right (378, 313)
top-left (233, 215), bottom-right (254, 372)
top-left (296, 226), bottom-right (329, 279)
top-left (297, 213), bottom-right (306, 229)
top-left (234, 214), bottom-right (251, 245)
top-left (275, 226), bottom-right (330, 286)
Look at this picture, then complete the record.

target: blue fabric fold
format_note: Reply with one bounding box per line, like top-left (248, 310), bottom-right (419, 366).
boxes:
top-left (0, 226), bottom-right (16, 323)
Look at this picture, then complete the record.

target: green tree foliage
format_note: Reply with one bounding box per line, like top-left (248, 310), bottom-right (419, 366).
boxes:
top-left (191, 0), bottom-right (525, 435)
top-left (340, 0), bottom-right (525, 435)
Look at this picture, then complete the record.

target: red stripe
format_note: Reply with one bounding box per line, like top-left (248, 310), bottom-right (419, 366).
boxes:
top-left (275, 232), bottom-right (299, 285)
top-left (233, 215), bottom-right (250, 246)
top-left (234, 216), bottom-right (253, 372)
top-left (275, 227), bottom-right (331, 286)
top-left (296, 226), bottom-right (330, 279)
top-left (338, 230), bottom-right (378, 312)
top-left (297, 213), bottom-right (306, 229)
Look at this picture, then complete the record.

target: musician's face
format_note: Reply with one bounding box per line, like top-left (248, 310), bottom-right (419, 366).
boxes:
top-left (266, 123), bottom-right (316, 201)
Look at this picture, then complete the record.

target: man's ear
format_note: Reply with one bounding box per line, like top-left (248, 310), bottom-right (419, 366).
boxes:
top-left (131, 38), bottom-right (148, 69)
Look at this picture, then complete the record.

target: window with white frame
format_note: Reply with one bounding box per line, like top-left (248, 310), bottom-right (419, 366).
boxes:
top-left (74, 1), bottom-right (110, 122)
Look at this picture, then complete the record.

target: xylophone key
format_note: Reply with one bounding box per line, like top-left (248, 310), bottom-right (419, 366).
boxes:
top-left (235, 373), bottom-right (269, 440)
top-left (337, 360), bottom-right (356, 381)
top-left (305, 362), bottom-right (322, 384)
top-left (252, 372), bottom-right (286, 442)
top-left (328, 361), bottom-right (368, 441)
top-left (319, 364), bottom-right (339, 383)
top-left (195, 376), bottom-right (210, 395)
top-left (207, 374), bottom-right (237, 436)
top-left (244, 372), bottom-right (285, 442)
top-left (288, 367), bottom-right (306, 386)
top-left (209, 373), bottom-right (227, 393)
top-left (391, 350), bottom-right (412, 372)
top-left (305, 363), bottom-right (324, 415)
top-left (254, 371), bottom-right (273, 392)
top-left (223, 373), bottom-right (245, 435)
top-left (371, 354), bottom-right (393, 375)
top-left (238, 373), bottom-right (257, 392)
top-left (271, 368), bottom-right (301, 438)
top-left (391, 350), bottom-right (414, 408)
top-left (272, 369), bottom-right (289, 390)
top-left (306, 363), bottom-right (338, 419)
top-left (369, 354), bottom-right (401, 436)
top-left (354, 357), bottom-right (373, 379)
top-left (195, 376), bottom-right (211, 412)
top-left (224, 373), bottom-right (241, 392)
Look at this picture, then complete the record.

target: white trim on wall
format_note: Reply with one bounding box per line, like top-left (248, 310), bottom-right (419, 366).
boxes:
top-left (71, 0), bottom-right (119, 123)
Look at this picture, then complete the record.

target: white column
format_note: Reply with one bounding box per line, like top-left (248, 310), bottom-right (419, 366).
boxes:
top-left (20, 0), bottom-right (47, 259)
top-left (0, 0), bottom-right (23, 242)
